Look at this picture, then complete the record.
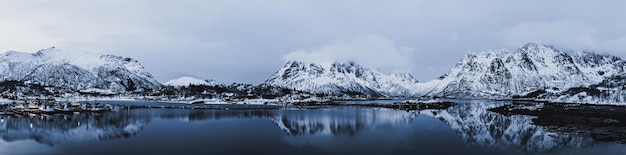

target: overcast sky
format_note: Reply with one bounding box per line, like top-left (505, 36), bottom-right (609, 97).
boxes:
top-left (1, 0), bottom-right (625, 84)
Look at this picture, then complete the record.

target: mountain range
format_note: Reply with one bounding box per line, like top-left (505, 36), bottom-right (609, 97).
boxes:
top-left (263, 43), bottom-right (626, 103)
top-left (2, 43), bottom-right (625, 104)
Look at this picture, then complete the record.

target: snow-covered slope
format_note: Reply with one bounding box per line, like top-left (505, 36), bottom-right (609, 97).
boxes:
top-left (164, 76), bottom-right (215, 87)
top-left (421, 43), bottom-right (625, 99)
top-left (264, 61), bottom-right (420, 97)
top-left (0, 47), bottom-right (161, 92)
top-left (537, 72), bottom-right (626, 104)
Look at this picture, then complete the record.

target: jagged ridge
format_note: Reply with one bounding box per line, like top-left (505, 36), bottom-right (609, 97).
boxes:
top-left (264, 61), bottom-right (420, 97)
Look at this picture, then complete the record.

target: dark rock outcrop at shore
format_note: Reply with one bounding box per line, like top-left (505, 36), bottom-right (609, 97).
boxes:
top-left (489, 103), bottom-right (626, 143)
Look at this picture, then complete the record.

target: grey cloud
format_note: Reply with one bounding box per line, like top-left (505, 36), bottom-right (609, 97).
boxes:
top-left (282, 35), bottom-right (415, 74)
top-left (1, 0), bottom-right (625, 83)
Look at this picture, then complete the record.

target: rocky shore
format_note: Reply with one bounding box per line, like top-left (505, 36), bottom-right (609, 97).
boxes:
top-left (489, 103), bottom-right (626, 143)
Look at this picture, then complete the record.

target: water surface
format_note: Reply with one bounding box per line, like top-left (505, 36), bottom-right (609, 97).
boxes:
top-left (1, 100), bottom-right (625, 155)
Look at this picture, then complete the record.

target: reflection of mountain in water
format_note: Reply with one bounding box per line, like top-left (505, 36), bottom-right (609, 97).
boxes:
top-left (0, 109), bottom-right (279, 146)
top-left (423, 102), bottom-right (592, 152)
top-left (270, 107), bottom-right (417, 136)
top-left (156, 109), bottom-right (276, 122)
top-left (0, 104), bottom-right (597, 153)
top-left (0, 112), bottom-right (149, 146)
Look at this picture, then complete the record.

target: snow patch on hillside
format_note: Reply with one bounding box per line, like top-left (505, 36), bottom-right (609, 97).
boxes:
top-left (164, 77), bottom-right (214, 87)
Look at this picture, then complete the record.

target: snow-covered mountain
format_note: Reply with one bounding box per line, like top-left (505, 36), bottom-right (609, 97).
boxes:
top-left (164, 76), bottom-right (216, 87)
top-left (264, 61), bottom-right (420, 97)
top-left (421, 43), bottom-right (626, 99)
top-left (0, 47), bottom-right (161, 93)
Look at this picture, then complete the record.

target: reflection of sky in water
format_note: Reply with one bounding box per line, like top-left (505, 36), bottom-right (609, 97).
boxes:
top-left (0, 101), bottom-right (625, 155)
top-left (0, 140), bottom-right (52, 155)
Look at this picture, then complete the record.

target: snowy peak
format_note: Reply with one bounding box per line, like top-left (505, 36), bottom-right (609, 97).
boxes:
top-left (164, 77), bottom-right (216, 87)
top-left (265, 61), bottom-right (420, 97)
top-left (0, 48), bottom-right (161, 93)
top-left (424, 43), bottom-right (626, 99)
top-left (519, 42), bottom-right (556, 52)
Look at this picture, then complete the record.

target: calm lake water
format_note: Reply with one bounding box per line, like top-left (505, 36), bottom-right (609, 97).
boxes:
top-left (1, 100), bottom-right (625, 155)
